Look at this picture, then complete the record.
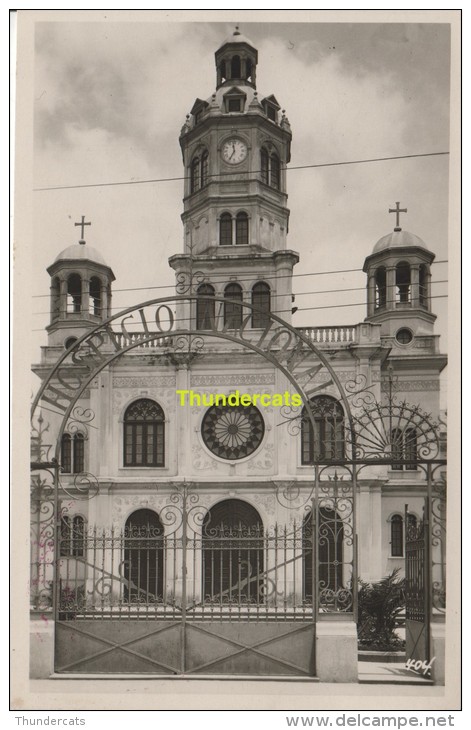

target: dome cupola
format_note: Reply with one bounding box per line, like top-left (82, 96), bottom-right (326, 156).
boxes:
top-left (363, 203), bottom-right (436, 339)
top-left (46, 217), bottom-right (115, 348)
top-left (215, 26), bottom-right (258, 89)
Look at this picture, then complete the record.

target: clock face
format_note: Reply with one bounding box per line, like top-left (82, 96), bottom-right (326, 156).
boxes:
top-left (222, 138), bottom-right (248, 165)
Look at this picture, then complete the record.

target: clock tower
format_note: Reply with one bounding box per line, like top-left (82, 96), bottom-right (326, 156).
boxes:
top-left (169, 27), bottom-right (299, 327)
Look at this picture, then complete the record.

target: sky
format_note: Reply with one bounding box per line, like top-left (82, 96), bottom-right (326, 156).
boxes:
top-left (28, 13), bottom-right (453, 367)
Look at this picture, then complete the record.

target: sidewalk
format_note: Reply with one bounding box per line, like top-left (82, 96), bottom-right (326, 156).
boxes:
top-left (16, 674), bottom-right (448, 712)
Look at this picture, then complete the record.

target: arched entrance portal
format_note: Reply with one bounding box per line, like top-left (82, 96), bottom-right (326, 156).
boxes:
top-left (124, 509), bottom-right (164, 603)
top-left (202, 499), bottom-right (263, 604)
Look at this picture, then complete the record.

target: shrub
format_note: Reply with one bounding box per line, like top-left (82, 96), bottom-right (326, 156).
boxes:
top-left (357, 569), bottom-right (405, 651)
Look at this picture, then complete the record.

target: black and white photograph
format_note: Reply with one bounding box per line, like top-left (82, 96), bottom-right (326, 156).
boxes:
top-left (12, 8), bottom-right (460, 714)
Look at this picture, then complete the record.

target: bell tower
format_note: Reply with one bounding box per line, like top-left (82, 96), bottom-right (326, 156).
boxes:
top-left (46, 218), bottom-right (115, 348)
top-left (363, 203), bottom-right (437, 345)
top-left (170, 27), bottom-right (298, 326)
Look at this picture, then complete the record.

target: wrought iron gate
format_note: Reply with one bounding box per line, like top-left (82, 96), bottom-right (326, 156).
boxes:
top-left (54, 488), bottom-right (317, 676)
top-left (404, 502), bottom-right (430, 664)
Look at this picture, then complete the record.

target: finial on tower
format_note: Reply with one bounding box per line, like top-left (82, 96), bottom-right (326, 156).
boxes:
top-left (234, 25), bottom-right (240, 36)
top-left (388, 202), bottom-right (407, 232)
top-left (74, 215), bottom-right (91, 244)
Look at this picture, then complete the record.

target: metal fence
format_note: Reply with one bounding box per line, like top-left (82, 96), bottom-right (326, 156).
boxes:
top-left (57, 517), bottom-right (350, 621)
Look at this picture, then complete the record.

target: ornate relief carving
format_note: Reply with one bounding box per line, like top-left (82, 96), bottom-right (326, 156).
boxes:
top-left (252, 493), bottom-right (276, 516)
top-left (381, 379), bottom-right (440, 391)
top-left (247, 442), bottom-right (274, 471)
top-left (191, 444), bottom-right (219, 471)
top-left (112, 387), bottom-right (175, 414)
top-left (191, 374), bottom-right (275, 386)
top-left (113, 376), bottom-right (176, 388)
top-left (112, 494), bottom-right (169, 526)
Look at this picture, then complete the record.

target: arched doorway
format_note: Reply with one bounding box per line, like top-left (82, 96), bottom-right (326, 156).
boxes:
top-left (202, 499), bottom-right (263, 604)
top-left (124, 509), bottom-right (164, 603)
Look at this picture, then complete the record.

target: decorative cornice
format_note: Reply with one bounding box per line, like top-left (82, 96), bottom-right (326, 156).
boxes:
top-left (113, 376), bottom-right (176, 388)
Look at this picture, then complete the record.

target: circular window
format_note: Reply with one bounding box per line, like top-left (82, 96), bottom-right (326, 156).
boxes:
top-left (395, 328), bottom-right (413, 345)
top-left (64, 336), bottom-right (78, 350)
top-left (201, 404), bottom-right (265, 460)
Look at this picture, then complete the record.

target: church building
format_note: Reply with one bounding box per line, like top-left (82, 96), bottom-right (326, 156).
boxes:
top-left (30, 28), bottom-right (447, 682)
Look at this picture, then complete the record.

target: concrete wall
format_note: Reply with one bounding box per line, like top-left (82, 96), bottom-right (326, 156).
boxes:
top-left (30, 612), bottom-right (54, 679)
top-left (316, 619), bottom-right (358, 682)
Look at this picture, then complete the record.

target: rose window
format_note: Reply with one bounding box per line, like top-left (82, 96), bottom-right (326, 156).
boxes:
top-left (201, 404), bottom-right (265, 460)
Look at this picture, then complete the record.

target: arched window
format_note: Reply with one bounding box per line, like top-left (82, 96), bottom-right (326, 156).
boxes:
top-left (246, 58), bottom-right (253, 82)
top-left (196, 283), bottom-right (215, 330)
top-left (390, 513), bottom-right (418, 557)
top-left (67, 274), bottom-right (82, 313)
top-left (191, 156), bottom-right (200, 193)
top-left (60, 515), bottom-right (86, 557)
top-left (89, 277), bottom-right (101, 316)
top-left (390, 514), bottom-right (404, 557)
top-left (270, 153), bottom-right (280, 189)
top-left (251, 282), bottom-right (271, 328)
top-left (123, 399), bottom-right (165, 467)
top-left (231, 55), bottom-right (241, 79)
top-left (51, 277), bottom-right (60, 321)
top-left (219, 60), bottom-right (227, 83)
top-left (396, 261), bottom-right (411, 304)
top-left (202, 499), bottom-right (263, 603)
top-left (419, 264), bottom-right (428, 305)
top-left (375, 267), bottom-right (387, 308)
top-left (201, 150), bottom-right (209, 187)
top-left (303, 508), bottom-right (344, 604)
top-left (61, 432), bottom-right (85, 474)
top-left (235, 212), bottom-right (249, 245)
top-left (219, 213), bottom-right (233, 246)
top-left (301, 396), bottom-right (345, 464)
top-left (124, 509), bottom-right (164, 603)
top-left (261, 148), bottom-right (269, 184)
top-left (391, 428), bottom-right (417, 471)
top-left (224, 283), bottom-right (243, 329)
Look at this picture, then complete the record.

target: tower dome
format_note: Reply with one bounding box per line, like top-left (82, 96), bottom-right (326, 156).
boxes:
top-left (54, 241), bottom-right (108, 267)
top-left (372, 229), bottom-right (429, 255)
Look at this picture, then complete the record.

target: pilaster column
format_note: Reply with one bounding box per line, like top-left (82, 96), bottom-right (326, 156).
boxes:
top-left (59, 279), bottom-right (68, 317)
top-left (386, 266), bottom-right (396, 310)
top-left (410, 264), bottom-right (420, 307)
top-left (367, 273), bottom-right (375, 317)
top-left (81, 277), bottom-right (90, 315)
top-left (101, 283), bottom-right (108, 319)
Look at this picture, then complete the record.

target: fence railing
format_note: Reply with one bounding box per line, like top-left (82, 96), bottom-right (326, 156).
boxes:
top-left (56, 522), bottom-right (349, 621)
top-left (109, 326), bottom-right (357, 351)
top-left (296, 326), bottom-right (357, 344)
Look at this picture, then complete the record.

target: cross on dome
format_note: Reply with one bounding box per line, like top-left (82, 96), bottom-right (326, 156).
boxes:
top-left (388, 202), bottom-right (407, 232)
top-left (74, 215), bottom-right (91, 243)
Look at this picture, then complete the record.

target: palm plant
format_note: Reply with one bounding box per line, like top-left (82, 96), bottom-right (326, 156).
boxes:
top-left (357, 569), bottom-right (405, 650)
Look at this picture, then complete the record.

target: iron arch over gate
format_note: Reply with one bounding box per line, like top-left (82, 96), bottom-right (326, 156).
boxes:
top-left (30, 293), bottom-right (446, 676)
top-left (31, 293), bottom-right (357, 676)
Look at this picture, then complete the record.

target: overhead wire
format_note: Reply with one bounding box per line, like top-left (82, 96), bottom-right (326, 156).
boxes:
top-left (33, 151), bottom-right (449, 192)
top-left (31, 259), bottom-right (449, 299)
top-left (31, 279), bottom-right (449, 317)
top-left (30, 292), bottom-right (448, 332)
